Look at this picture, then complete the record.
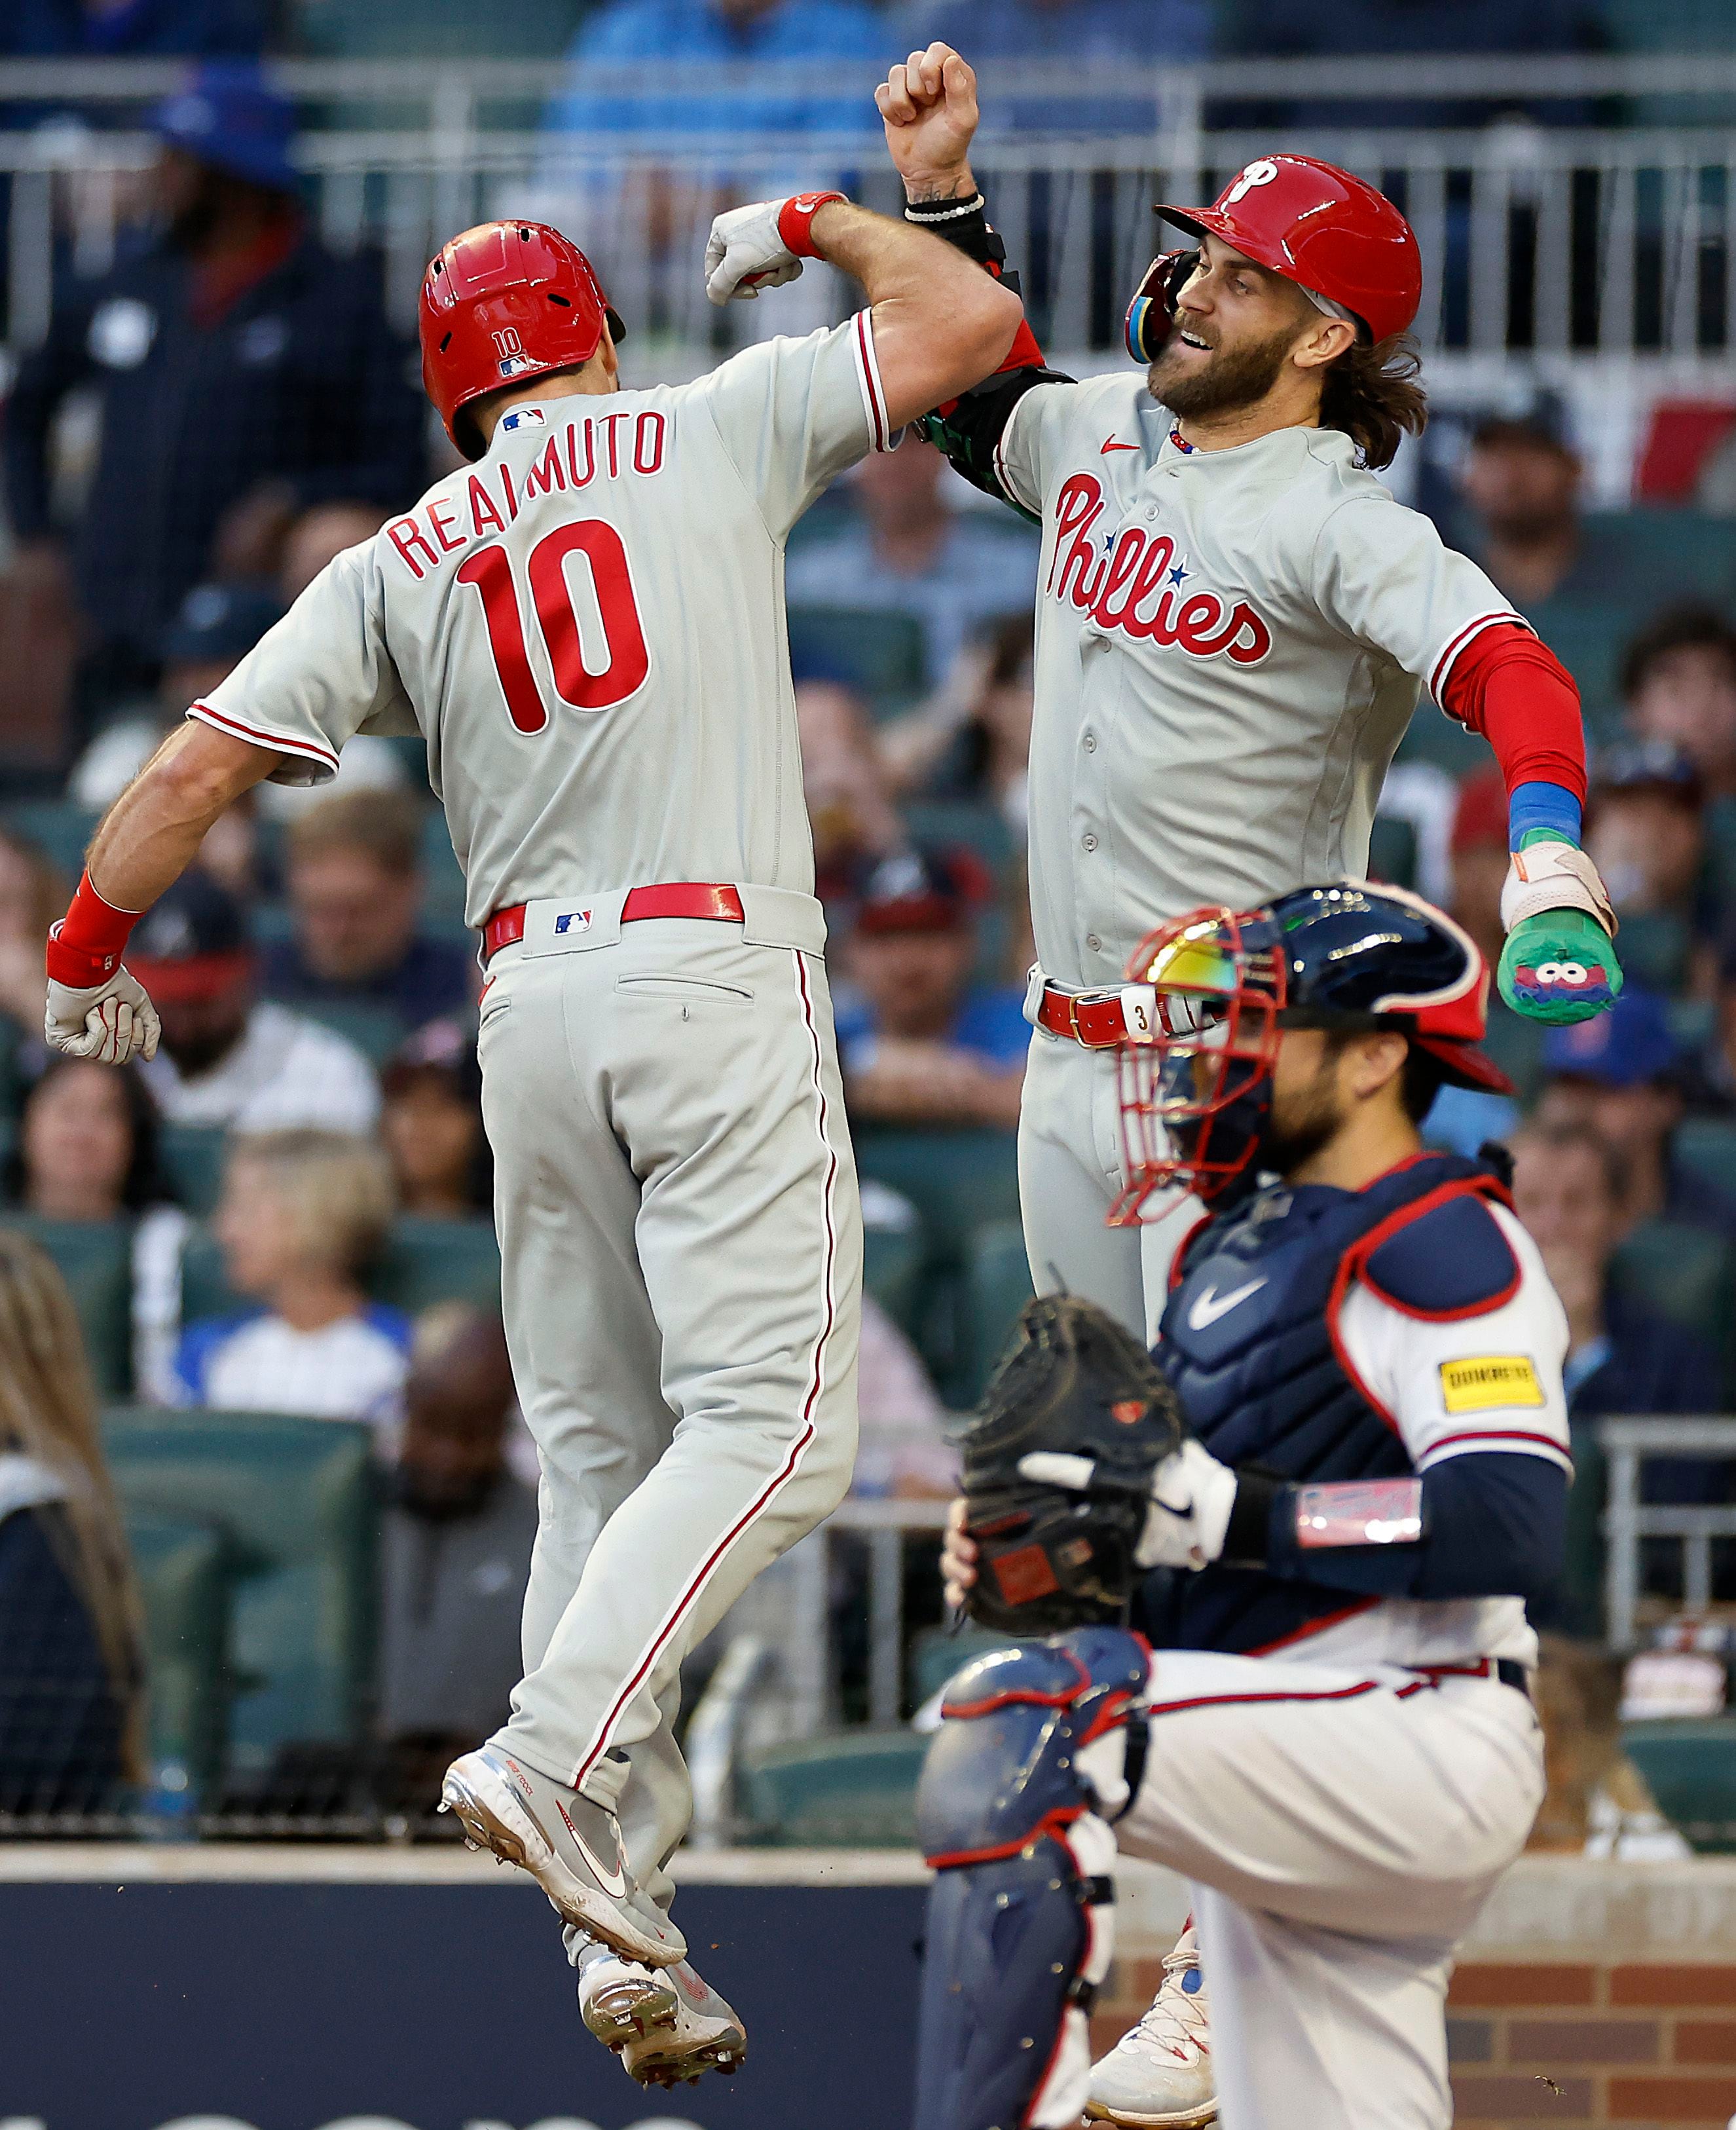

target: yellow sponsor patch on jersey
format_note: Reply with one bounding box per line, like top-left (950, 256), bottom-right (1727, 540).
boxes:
top-left (1438, 1355), bottom-right (1545, 1413)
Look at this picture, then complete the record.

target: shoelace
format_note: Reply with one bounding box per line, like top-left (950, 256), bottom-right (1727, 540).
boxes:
top-left (1120, 1944), bottom-right (1210, 2063)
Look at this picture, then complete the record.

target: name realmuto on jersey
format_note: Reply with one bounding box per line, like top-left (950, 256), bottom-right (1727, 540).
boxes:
top-left (1048, 470), bottom-right (1272, 664)
top-left (385, 408), bottom-right (668, 580)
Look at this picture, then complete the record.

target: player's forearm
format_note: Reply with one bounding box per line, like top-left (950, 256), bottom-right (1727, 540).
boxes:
top-left (83, 721), bottom-right (276, 913)
top-left (809, 200), bottom-right (1022, 425)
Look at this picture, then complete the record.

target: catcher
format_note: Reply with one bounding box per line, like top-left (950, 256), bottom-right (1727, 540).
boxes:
top-left (917, 882), bottom-right (1568, 2130)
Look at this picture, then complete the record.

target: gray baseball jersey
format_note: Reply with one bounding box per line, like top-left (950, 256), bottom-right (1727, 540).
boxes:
top-left (188, 314), bottom-right (895, 927)
top-left (994, 372), bottom-right (1524, 990)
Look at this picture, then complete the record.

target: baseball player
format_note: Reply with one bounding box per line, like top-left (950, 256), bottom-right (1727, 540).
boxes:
top-left (925, 882), bottom-right (1566, 2130)
top-left (41, 75), bottom-right (1022, 2088)
top-left (875, 48), bottom-right (1618, 2115)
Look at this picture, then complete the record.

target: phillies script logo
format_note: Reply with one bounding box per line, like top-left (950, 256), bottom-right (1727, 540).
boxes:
top-left (1048, 473), bottom-right (1272, 664)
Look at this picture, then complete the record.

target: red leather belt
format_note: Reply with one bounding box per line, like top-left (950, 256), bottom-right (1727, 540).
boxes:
top-left (483, 882), bottom-right (746, 963)
top-left (1037, 981), bottom-right (1134, 1049)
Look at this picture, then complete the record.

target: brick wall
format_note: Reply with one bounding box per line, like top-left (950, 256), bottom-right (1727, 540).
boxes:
top-left (1090, 1958), bottom-right (1736, 2129)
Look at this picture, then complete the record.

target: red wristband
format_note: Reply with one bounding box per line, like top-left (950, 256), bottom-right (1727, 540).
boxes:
top-left (45, 870), bottom-right (140, 988)
top-left (777, 191), bottom-right (848, 261)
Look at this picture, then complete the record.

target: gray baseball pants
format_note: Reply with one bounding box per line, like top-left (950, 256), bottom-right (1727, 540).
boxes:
top-left (1018, 1026), bottom-right (1199, 1344)
top-left (476, 887), bottom-right (860, 1910)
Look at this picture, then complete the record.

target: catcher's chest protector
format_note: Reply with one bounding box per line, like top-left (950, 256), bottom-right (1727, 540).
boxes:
top-left (1147, 1151), bottom-right (1517, 1653)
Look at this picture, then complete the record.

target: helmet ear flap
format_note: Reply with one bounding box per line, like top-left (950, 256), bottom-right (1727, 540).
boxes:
top-left (1124, 246), bottom-right (1197, 364)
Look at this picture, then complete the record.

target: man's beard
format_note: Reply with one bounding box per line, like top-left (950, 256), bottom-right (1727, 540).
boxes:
top-left (1258, 1064), bottom-right (1346, 1178)
top-left (1149, 318), bottom-right (1299, 422)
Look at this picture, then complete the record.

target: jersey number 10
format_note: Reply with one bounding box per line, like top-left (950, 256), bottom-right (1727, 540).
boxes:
top-left (457, 523), bottom-right (650, 734)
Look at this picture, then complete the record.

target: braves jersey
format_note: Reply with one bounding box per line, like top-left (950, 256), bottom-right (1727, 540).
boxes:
top-left (993, 375), bottom-right (1524, 988)
top-left (1144, 1155), bottom-right (1570, 1672)
top-left (188, 317), bottom-right (895, 927)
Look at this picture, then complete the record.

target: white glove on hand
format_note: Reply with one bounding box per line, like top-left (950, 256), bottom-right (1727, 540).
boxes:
top-left (45, 965), bottom-right (160, 1065)
top-left (704, 193), bottom-right (841, 305)
top-left (1135, 1438), bottom-right (1240, 1571)
top-left (1017, 1436), bottom-right (1240, 1576)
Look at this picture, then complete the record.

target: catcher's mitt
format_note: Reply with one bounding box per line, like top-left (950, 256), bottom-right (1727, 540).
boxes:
top-left (954, 1294), bottom-right (1185, 1632)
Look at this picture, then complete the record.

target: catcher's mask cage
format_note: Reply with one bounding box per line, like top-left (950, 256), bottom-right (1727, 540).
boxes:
top-left (1110, 905), bottom-right (1288, 1222)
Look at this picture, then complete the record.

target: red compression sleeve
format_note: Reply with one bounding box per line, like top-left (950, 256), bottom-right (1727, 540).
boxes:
top-left (1438, 621), bottom-right (1587, 802)
top-left (45, 870), bottom-right (141, 987)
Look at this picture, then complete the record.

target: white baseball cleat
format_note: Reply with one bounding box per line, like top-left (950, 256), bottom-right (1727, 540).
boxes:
top-left (440, 1745), bottom-right (686, 1968)
top-left (1085, 1923), bottom-right (1217, 2127)
top-left (574, 1937), bottom-right (681, 2051)
top-left (619, 1956), bottom-right (747, 2089)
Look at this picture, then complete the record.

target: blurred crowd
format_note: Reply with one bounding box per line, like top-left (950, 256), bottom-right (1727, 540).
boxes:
top-left (3, 8), bottom-right (1736, 1832)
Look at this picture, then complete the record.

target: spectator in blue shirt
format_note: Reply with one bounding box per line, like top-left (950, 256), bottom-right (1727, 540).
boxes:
top-left (835, 846), bottom-right (1027, 1131)
top-left (544, 0), bottom-right (890, 141)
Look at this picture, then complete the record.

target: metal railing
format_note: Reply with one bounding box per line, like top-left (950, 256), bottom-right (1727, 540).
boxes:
top-left (3, 57), bottom-right (1736, 372)
top-left (1600, 1415), bottom-right (1736, 1649)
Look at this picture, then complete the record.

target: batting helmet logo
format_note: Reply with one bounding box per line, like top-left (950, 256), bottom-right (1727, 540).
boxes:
top-left (1224, 159), bottom-right (1280, 207)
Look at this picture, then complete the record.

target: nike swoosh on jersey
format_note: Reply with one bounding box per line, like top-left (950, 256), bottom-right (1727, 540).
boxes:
top-left (1187, 1277), bottom-right (1268, 1330)
top-left (1100, 438), bottom-right (1143, 454)
top-left (559, 1799), bottom-right (629, 1898)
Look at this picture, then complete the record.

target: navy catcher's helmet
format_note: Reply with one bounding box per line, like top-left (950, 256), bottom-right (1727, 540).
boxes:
top-left (1113, 881), bottom-right (1512, 1217)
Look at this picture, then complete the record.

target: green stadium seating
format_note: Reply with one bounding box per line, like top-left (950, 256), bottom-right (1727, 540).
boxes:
top-left (1674, 1118), bottom-right (1736, 1210)
top-left (787, 606), bottom-right (927, 717)
top-left (1557, 1419), bottom-right (1607, 1642)
top-left (855, 1129), bottom-right (1023, 1262)
top-left (158, 1124), bottom-right (229, 1217)
top-left (1394, 706), bottom-right (1487, 776)
top-left (124, 1512), bottom-right (229, 1797)
top-left (1367, 813), bottom-right (1418, 891)
top-left (418, 812), bottom-right (470, 927)
top-left (898, 799), bottom-right (1016, 879)
top-left (1621, 1719), bottom-right (1736, 1854)
top-left (373, 1216), bottom-right (501, 1316)
top-left (103, 1410), bottom-right (379, 1774)
top-left (739, 1727), bottom-right (927, 1846)
top-left (1666, 996), bottom-right (1716, 1054)
top-left (957, 1219), bottom-right (1034, 1408)
top-left (1528, 600), bottom-right (1636, 736)
top-left (1614, 911), bottom-right (1692, 997)
top-left (863, 1220), bottom-right (925, 1344)
top-left (0, 799), bottom-right (96, 882)
top-left (907, 1623), bottom-right (1028, 1710)
top-left (1, 1215), bottom-right (133, 1396)
top-left (1479, 1000), bottom-right (1549, 1106)
top-left (295, 0), bottom-right (582, 58)
top-left (1608, 1221), bottom-right (1734, 1385)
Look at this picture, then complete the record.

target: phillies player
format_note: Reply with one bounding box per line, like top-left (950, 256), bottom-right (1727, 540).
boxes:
top-left (42, 66), bottom-right (1020, 2089)
top-left (876, 43), bottom-right (1618, 2124)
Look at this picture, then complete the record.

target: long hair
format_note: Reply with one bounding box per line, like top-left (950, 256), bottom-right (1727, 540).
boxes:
top-left (1319, 333), bottom-right (1429, 472)
top-left (5, 1057), bottom-right (174, 1214)
top-left (0, 1231), bottom-right (145, 1778)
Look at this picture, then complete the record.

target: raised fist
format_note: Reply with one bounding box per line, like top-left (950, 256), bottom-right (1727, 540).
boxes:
top-left (876, 43), bottom-right (980, 199)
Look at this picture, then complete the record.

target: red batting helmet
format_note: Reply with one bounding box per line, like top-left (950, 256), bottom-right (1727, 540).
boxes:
top-left (420, 220), bottom-right (626, 460)
top-left (1154, 155), bottom-right (1422, 346)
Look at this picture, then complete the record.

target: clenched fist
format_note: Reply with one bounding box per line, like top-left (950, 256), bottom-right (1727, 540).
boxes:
top-left (876, 43), bottom-right (981, 200)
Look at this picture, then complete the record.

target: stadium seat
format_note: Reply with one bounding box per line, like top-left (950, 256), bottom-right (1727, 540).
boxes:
top-left (1557, 1418), bottom-right (1607, 1641)
top-left (1614, 910), bottom-right (1691, 996)
top-left (419, 812), bottom-right (470, 928)
top-left (102, 1410), bottom-right (379, 1775)
top-left (1674, 1118), bottom-right (1736, 1210)
top-left (290, 999), bottom-right (407, 1066)
top-left (1366, 813), bottom-right (1419, 891)
top-left (295, 0), bottom-right (582, 58)
top-left (739, 1727), bottom-right (927, 1847)
top-left (158, 1124), bottom-right (229, 1218)
top-left (786, 606), bottom-right (927, 717)
top-left (907, 1622), bottom-right (1029, 1710)
top-left (0, 799), bottom-right (97, 883)
top-left (855, 1129), bottom-right (1023, 1262)
top-left (863, 1221), bottom-right (925, 1344)
top-left (1608, 1222), bottom-right (1733, 1383)
top-left (1528, 600), bottom-right (1638, 737)
top-left (1, 1216), bottom-right (133, 1396)
top-left (124, 1513), bottom-right (229, 1798)
top-left (1393, 706), bottom-right (1487, 776)
top-left (898, 799), bottom-right (1016, 879)
top-left (373, 1216), bottom-right (501, 1316)
top-left (1621, 1719), bottom-right (1736, 1854)
top-left (957, 1219), bottom-right (1034, 1409)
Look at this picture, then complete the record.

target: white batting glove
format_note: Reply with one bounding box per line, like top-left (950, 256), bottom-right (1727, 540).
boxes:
top-left (45, 965), bottom-right (160, 1065)
top-left (1017, 1436), bottom-right (1240, 1575)
top-left (703, 191), bottom-right (845, 305)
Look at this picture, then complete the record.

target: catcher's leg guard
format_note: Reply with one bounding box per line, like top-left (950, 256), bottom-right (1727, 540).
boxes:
top-left (912, 1627), bottom-right (1150, 2130)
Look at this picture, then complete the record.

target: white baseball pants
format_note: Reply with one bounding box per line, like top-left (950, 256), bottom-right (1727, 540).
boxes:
top-left (1116, 1649), bottom-right (1545, 2130)
top-left (476, 888), bottom-right (860, 1909)
top-left (1017, 1028), bottom-right (1198, 1343)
